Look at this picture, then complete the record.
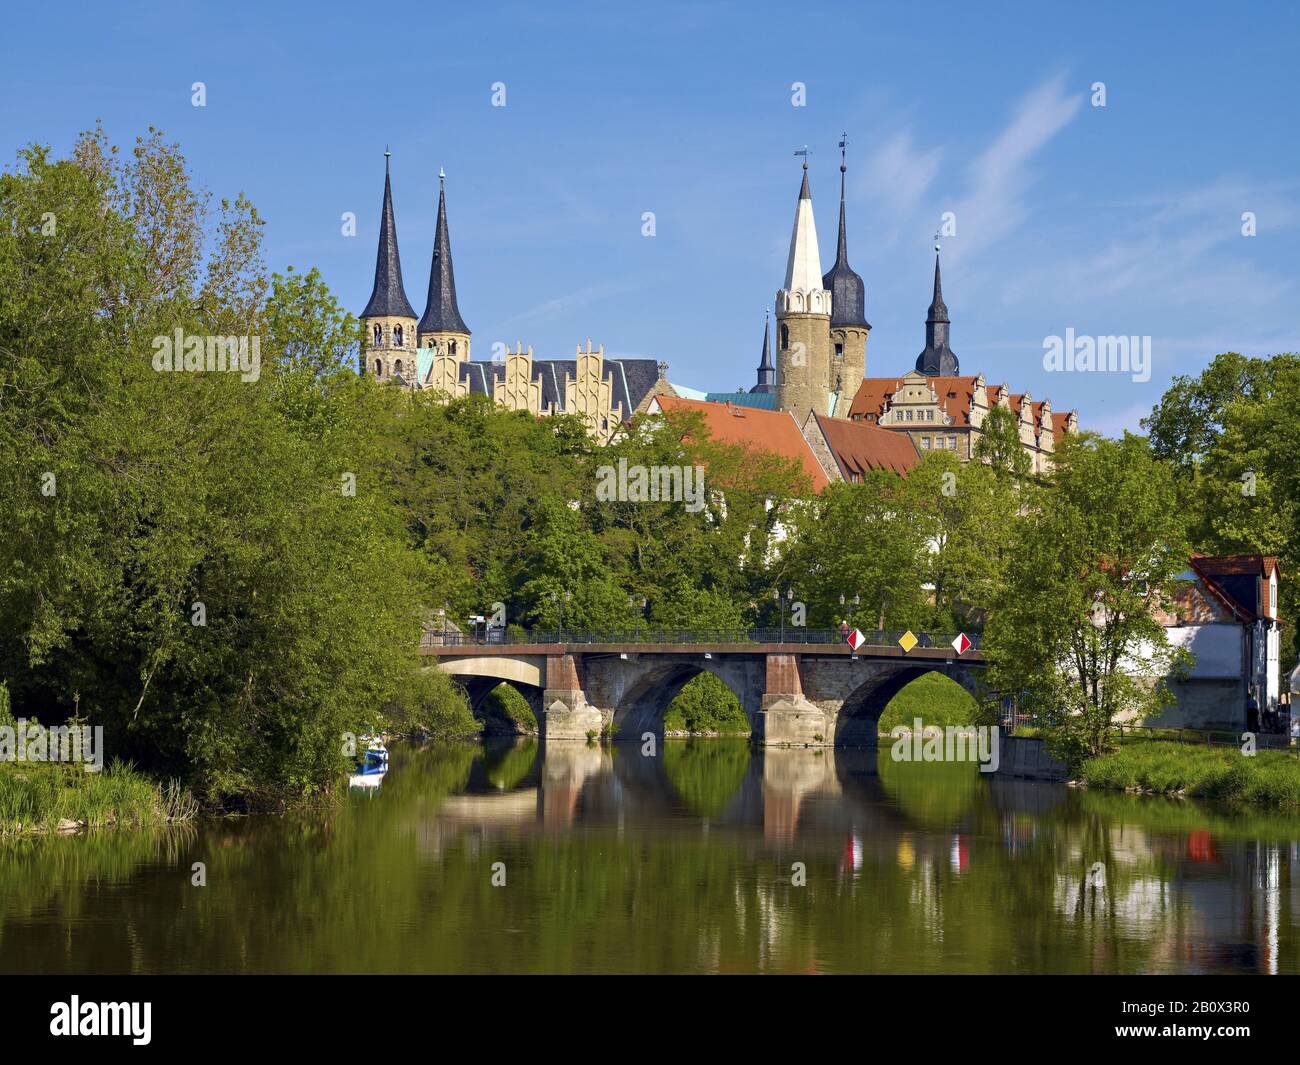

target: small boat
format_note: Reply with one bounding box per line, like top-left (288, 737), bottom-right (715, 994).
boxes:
top-left (348, 736), bottom-right (389, 790)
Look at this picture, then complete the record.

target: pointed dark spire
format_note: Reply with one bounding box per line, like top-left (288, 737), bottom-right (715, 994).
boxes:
top-left (361, 150), bottom-right (417, 320)
top-left (915, 242), bottom-right (959, 376)
top-left (821, 134), bottom-right (869, 329)
top-left (418, 168), bottom-right (470, 336)
top-left (752, 310), bottom-right (776, 394)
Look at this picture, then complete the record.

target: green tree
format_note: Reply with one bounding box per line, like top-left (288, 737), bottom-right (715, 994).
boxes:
top-left (900, 451), bottom-right (1017, 629)
top-left (973, 403), bottom-right (1031, 480)
top-left (982, 433), bottom-right (1191, 762)
top-left (785, 472), bottom-right (929, 630)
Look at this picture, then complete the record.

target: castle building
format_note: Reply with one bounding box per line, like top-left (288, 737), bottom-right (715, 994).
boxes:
top-left (359, 146), bottom-right (1078, 465)
top-left (359, 155), bottom-right (670, 442)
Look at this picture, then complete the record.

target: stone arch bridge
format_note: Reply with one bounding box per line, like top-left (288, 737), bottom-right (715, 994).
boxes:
top-left (420, 630), bottom-right (985, 746)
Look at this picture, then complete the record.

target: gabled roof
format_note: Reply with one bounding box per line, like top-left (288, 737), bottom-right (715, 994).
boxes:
top-left (1189, 553), bottom-right (1280, 623)
top-left (812, 412), bottom-right (919, 478)
top-left (851, 374), bottom-right (1076, 443)
top-left (650, 394), bottom-right (829, 491)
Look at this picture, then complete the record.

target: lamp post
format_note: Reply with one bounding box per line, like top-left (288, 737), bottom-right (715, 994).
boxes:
top-left (551, 591), bottom-right (571, 642)
top-left (774, 588), bottom-right (794, 642)
top-left (839, 593), bottom-right (860, 629)
top-left (628, 595), bottom-right (646, 641)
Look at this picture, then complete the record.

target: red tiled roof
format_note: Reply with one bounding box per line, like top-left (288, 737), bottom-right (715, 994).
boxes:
top-left (852, 374), bottom-right (1076, 443)
top-left (651, 394), bottom-right (830, 491)
top-left (812, 412), bottom-right (919, 478)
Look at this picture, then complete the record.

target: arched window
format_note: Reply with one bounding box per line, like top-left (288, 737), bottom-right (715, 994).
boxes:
top-left (780, 324), bottom-right (789, 350)
top-left (373, 324), bottom-right (382, 346)
top-left (394, 359), bottom-right (403, 375)
top-left (375, 359), bottom-right (383, 375)
top-left (449, 339), bottom-right (457, 355)
top-left (394, 325), bottom-right (404, 346)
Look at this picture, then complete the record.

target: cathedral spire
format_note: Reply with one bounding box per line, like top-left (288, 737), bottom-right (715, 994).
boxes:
top-left (783, 151), bottom-right (824, 294)
top-left (752, 310), bottom-right (776, 394)
top-left (821, 134), bottom-right (868, 329)
top-left (418, 169), bottom-right (470, 337)
top-left (361, 149), bottom-right (416, 320)
top-left (915, 241), bottom-right (958, 376)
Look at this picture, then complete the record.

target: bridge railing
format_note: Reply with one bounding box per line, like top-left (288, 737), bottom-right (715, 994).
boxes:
top-left (420, 627), bottom-right (982, 651)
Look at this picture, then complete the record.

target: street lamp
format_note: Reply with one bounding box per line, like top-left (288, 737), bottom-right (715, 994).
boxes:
top-left (774, 588), bottom-right (794, 642)
top-left (551, 591), bottom-right (572, 641)
top-left (839, 593), bottom-right (860, 629)
top-left (628, 595), bottom-right (646, 641)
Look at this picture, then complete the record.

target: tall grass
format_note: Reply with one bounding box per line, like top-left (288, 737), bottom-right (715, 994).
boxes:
top-left (0, 760), bottom-right (197, 837)
top-left (1081, 741), bottom-right (1300, 809)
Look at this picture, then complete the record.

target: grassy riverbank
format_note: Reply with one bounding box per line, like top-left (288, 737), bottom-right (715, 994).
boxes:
top-left (1081, 741), bottom-right (1300, 809)
top-left (0, 761), bottom-right (196, 837)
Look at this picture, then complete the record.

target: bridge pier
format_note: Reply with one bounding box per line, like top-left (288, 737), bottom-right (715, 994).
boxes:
top-left (541, 653), bottom-right (603, 741)
top-left (755, 654), bottom-right (832, 746)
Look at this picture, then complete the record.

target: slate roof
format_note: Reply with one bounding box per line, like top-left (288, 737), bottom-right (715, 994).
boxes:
top-left (361, 158), bottom-right (417, 320)
top-left (821, 167), bottom-right (869, 329)
top-left (435, 356), bottom-right (660, 420)
top-left (417, 178), bottom-right (470, 335)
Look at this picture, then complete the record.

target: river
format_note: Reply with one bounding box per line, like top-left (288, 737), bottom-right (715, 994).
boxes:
top-left (2, 738), bottom-right (1297, 974)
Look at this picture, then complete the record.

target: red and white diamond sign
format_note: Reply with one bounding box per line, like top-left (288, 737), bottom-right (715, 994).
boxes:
top-left (846, 628), bottom-right (866, 652)
top-left (951, 632), bottom-right (972, 655)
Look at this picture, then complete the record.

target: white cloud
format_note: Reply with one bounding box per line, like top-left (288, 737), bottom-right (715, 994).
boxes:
top-left (946, 74), bottom-right (1083, 266)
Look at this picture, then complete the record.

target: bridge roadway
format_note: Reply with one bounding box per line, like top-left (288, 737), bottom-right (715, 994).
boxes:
top-left (419, 629), bottom-right (986, 746)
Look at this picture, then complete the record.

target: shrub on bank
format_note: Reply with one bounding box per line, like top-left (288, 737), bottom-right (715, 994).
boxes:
top-left (1081, 741), bottom-right (1300, 809)
top-left (0, 760), bottom-right (196, 836)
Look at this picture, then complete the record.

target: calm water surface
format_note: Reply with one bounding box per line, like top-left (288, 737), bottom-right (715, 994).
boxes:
top-left (3, 738), bottom-right (1298, 974)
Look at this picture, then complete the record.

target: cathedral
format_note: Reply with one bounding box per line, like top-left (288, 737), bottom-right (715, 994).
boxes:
top-left (359, 153), bottom-right (671, 443)
top-left (358, 147), bottom-right (1077, 472)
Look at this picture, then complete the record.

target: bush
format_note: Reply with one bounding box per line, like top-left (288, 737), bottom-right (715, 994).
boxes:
top-left (385, 669), bottom-right (479, 739)
top-left (664, 672), bottom-right (749, 734)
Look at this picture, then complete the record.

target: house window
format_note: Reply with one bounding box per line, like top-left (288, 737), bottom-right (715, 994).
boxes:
top-left (934, 437), bottom-right (944, 449)
top-left (905, 410), bottom-right (914, 422)
top-left (921, 437), bottom-right (930, 449)
top-left (949, 436), bottom-right (958, 451)
top-left (835, 343), bottom-right (844, 360)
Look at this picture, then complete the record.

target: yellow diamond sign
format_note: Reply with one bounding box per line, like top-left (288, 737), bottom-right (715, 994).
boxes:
top-left (898, 630), bottom-right (918, 653)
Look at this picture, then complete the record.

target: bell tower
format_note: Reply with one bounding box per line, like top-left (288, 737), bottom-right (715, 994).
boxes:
top-left (821, 136), bottom-right (870, 417)
top-left (776, 156), bottom-right (832, 422)
top-left (417, 169), bottom-right (471, 362)
top-left (360, 150), bottom-right (417, 384)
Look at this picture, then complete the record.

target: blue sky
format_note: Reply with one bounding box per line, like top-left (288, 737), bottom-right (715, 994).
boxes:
top-left (3, 1), bottom-right (1297, 433)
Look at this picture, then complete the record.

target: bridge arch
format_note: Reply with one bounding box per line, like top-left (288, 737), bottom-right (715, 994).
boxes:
top-left (601, 655), bottom-right (763, 738)
top-left (834, 664), bottom-right (983, 746)
top-left (426, 656), bottom-right (546, 731)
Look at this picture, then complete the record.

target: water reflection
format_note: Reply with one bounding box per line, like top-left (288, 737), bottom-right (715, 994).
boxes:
top-left (2, 739), bottom-right (1299, 974)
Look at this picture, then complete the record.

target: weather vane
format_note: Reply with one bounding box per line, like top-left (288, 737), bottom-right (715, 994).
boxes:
top-left (793, 145), bottom-right (810, 169)
top-left (838, 132), bottom-right (848, 170)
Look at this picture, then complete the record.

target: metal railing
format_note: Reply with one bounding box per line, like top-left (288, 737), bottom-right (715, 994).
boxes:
top-left (420, 627), bottom-right (982, 651)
